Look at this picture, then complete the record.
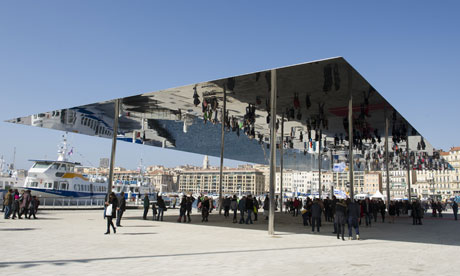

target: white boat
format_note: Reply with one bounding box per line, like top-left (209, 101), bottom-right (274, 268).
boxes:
top-left (20, 135), bottom-right (108, 199)
top-left (112, 159), bottom-right (157, 201)
top-left (0, 156), bottom-right (25, 194)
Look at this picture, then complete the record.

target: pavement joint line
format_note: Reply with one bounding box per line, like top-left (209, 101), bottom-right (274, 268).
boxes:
top-left (0, 241), bottom-right (383, 266)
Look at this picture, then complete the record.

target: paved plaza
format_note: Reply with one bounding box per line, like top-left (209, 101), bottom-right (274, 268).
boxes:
top-left (0, 208), bottom-right (459, 276)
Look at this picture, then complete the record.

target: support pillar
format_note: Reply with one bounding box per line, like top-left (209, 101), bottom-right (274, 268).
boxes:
top-left (330, 148), bottom-right (334, 198)
top-left (406, 135), bottom-right (412, 200)
top-left (108, 99), bottom-right (120, 196)
top-left (268, 69), bottom-right (277, 235)
top-left (385, 116), bottom-right (391, 208)
top-left (318, 130), bottom-right (322, 199)
top-left (279, 115), bottom-right (284, 213)
top-left (218, 85), bottom-right (226, 214)
top-left (348, 69), bottom-right (354, 201)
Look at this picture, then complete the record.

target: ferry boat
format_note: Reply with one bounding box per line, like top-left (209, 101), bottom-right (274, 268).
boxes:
top-left (21, 135), bottom-right (108, 199)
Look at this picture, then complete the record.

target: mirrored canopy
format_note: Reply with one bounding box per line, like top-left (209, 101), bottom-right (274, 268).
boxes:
top-left (7, 57), bottom-right (449, 172)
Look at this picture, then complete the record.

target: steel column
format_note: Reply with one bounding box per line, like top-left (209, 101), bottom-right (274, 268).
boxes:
top-left (280, 115), bottom-right (284, 213)
top-left (406, 135), bottom-right (412, 200)
top-left (385, 116), bottom-right (391, 208)
top-left (218, 85), bottom-right (226, 214)
top-left (348, 69), bottom-right (354, 201)
top-left (107, 98), bottom-right (120, 195)
top-left (268, 69), bottom-right (277, 235)
top-left (318, 130), bottom-right (322, 199)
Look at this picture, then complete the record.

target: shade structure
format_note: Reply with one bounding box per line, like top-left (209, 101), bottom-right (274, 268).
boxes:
top-left (371, 190), bottom-right (385, 199)
top-left (6, 57), bottom-right (448, 172)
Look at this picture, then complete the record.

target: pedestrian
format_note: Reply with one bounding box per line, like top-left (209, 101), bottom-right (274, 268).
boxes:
top-left (11, 190), bottom-right (20, 219)
top-left (151, 202), bottom-right (157, 220)
top-left (253, 196), bottom-right (259, 221)
top-left (362, 198), bottom-right (373, 227)
top-left (263, 195), bottom-right (270, 220)
top-left (157, 195), bottom-right (166, 221)
top-left (230, 195), bottom-right (238, 223)
top-left (3, 189), bottom-right (12, 219)
top-left (379, 200), bottom-right (386, 223)
top-left (452, 201), bottom-right (458, 221)
top-left (372, 200), bottom-right (379, 223)
top-left (19, 190), bottom-right (31, 219)
top-left (245, 195), bottom-right (254, 224)
top-left (335, 199), bottom-right (347, 240)
top-left (201, 196), bottom-right (210, 222)
top-left (238, 195), bottom-right (246, 224)
top-left (178, 195), bottom-right (187, 222)
top-left (347, 199), bottom-right (360, 240)
top-left (143, 193), bottom-right (149, 220)
top-left (104, 193), bottom-right (117, 235)
top-left (223, 196), bottom-right (231, 218)
top-left (437, 201), bottom-right (443, 218)
top-left (311, 199), bottom-right (322, 233)
top-left (116, 192), bottom-right (126, 227)
top-left (186, 195), bottom-right (194, 223)
top-left (27, 196), bottom-right (38, 219)
top-left (388, 201), bottom-right (396, 223)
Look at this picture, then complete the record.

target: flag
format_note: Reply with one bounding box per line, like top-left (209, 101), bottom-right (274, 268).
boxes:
top-left (68, 148), bottom-right (73, 156)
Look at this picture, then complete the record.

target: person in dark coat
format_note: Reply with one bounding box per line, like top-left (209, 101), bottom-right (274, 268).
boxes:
top-left (245, 195), bottom-right (254, 224)
top-left (362, 198), bottom-right (373, 227)
top-left (143, 193), bottom-right (149, 220)
top-left (334, 200), bottom-right (347, 240)
top-left (311, 199), bottom-right (322, 233)
top-left (186, 195), bottom-right (195, 223)
top-left (116, 192), bottom-right (126, 227)
top-left (379, 200), bottom-right (386, 223)
top-left (19, 190), bottom-right (31, 219)
top-left (388, 201), bottom-right (396, 223)
top-left (178, 195), bottom-right (187, 223)
top-left (3, 189), bottom-right (12, 219)
top-left (157, 195), bottom-right (166, 221)
top-left (238, 196), bottom-right (246, 224)
top-left (27, 196), bottom-right (38, 219)
top-left (347, 199), bottom-right (360, 240)
top-left (412, 200), bottom-right (423, 225)
top-left (223, 196), bottom-right (231, 218)
top-left (452, 201), bottom-right (458, 221)
top-left (104, 193), bottom-right (117, 234)
top-left (201, 196), bottom-right (210, 222)
top-left (230, 195), bottom-right (238, 223)
top-left (151, 202), bottom-right (157, 220)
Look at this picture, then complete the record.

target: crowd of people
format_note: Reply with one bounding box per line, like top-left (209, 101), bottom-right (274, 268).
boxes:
top-left (2, 189), bottom-right (39, 219)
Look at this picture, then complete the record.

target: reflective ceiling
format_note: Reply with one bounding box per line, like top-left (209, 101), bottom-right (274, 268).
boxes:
top-left (6, 57), bottom-right (449, 172)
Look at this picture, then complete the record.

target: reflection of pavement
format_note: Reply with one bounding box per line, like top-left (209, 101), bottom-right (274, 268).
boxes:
top-left (0, 209), bottom-right (459, 275)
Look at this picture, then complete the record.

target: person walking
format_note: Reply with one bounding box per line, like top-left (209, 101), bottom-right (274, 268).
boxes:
top-left (157, 195), bottom-right (166, 221)
top-left (104, 193), bottom-right (117, 235)
top-left (263, 195), bottom-right (270, 220)
top-left (389, 201), bottom-right (396, 223)
top-left (230, 195), bottom-right (238, 223)
top-left (223, 196), bottom-right (231, 218)
top-left (27, 196), bottom-right (38, 219)
top-left (201, 196), bottom-right (210, 222)
top-left (372, 200), bottom-right (379, 223)
top-left (186, 195), bottom-right (194, 223)
top-left (311, 199), bottom-right (322, 233)
top-left (238, 196), bottom-right (246, 224)
top-left (11, 190), bottom-right (20, 219)
top-left (116, 192), bottom-right (126, 227)
top-left (19, 190), bottom-right (31, 219)
top-left (347, 199), bottom-right (360, 240)
top-left (178, 195), bottom-right (187, 223)
top-left (335, 199), bottom-right (347, 240)
top-left (452, 201), bottom-right (458, 221)
top-left (142, 193), bottom-right (149, 220)
top-left (379, 200), bottom-right (386, 223)
top-left (245, 195), bottom-right (254, 224)
top-left (253, 197), bottom-right (259, 221)
top-left (362, 198), bottom-right (373, 227)
top-left (3, 189), bottom-right (12, 219)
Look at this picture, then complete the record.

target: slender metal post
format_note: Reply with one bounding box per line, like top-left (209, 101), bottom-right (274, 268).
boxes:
top-left (218, 85), bottom-right (226, 214)
top-left (330, 148), bottom-right (334, 198)
top-left (348, 69), bottom-right (354, 201)
top-left (318, 130), bottom-right (322, 199)
top-left (406, 135), bottom-right (412, 200)
top-left (385, 116), bottom-right (391, 208)
top-left (108, 99), bottom-right (120, 195)
top-left (268, 69), bottom-right (277, 235)
top-left (279, 115), bottom-right (284, 213)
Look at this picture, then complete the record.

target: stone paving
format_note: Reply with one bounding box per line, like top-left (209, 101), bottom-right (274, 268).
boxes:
top-left (0, 208), bottom-right (459, 276)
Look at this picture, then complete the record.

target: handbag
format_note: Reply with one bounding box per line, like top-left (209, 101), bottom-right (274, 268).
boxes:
top-left (106, 204), bottom-right (113, 216)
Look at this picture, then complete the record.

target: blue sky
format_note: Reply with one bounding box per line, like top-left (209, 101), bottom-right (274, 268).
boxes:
top-left (1, 1), bottom-right (459, 170)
